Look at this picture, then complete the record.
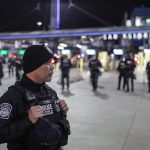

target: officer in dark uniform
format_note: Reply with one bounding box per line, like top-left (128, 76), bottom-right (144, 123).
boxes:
top-left (15, 57), bottom-right (23, 80)
top-left (0, 44), bottom-right (70, 150)
top-left (8, 58), bottom-right (15, 77)
top-left (0, 58), bottom-right (4, 85)
top-left (88, 56), bottom-right (102, 91)
top-left (60, 55), bottom-right (72, 91)
top-left (124, 56), bottom-right (136, 92)
top-left (117, 58), bottom-right (126, 90)
top-left (146, 61), bottom-right (150, 92)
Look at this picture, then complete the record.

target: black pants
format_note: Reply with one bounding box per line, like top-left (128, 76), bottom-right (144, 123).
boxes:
top-left (117, 73), bottom-right (126, 90)
top-left (61, 77), bottom-right (69, 89)
top-left (61, 71), bottom-right (70, 90)
top-left (90, 70), bottom-right (99, 91)
top-left (8, 66), bottom-right (14, 77)
top-left (147, 76), bottom-right (150, 92)
top-left (126, 77), bottom-right (134, 92)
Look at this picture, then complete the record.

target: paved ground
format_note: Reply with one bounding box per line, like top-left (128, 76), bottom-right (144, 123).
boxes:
top-left (0, 68), bottom-right (150, 150)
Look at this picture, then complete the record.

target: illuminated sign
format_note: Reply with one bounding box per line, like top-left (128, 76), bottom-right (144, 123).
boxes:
top-left (62, 49), bottom-right (71, 55)
top-left (113, 49), bottom-right (124, 55)
top-left (0, 50), bottom-right (8, 55)
top-left (86, 49), bottom-right (96, 55)
top-left (18, 49), bottom-right (25, 55)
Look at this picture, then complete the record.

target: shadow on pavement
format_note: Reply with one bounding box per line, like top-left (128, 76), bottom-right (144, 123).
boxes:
top-left (98, 85), bottom-right (105, 89)
top-left (93, 91), bottom-right (109, 100)
top-left (61, 90), bottom-right (75, 97)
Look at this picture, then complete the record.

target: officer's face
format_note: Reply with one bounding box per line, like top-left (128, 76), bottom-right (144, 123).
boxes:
top-left (34, 58), bottom-right (55, 83)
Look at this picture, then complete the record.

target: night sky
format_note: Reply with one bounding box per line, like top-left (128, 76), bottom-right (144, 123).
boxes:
top-left (0, 0), bottom-right (150, 32)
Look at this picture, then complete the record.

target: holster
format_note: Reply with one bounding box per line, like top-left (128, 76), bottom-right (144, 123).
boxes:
top-left (58, 119), bottom-right (71, 146)
top-left (28, 118), bottom-right (61, 150)
top-left (28, 117), bottom-right (71, 149)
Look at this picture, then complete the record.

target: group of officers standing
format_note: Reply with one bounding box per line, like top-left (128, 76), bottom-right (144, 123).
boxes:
top-left (117, 55), bottom-right (150, 93)
top-left (117, 56), bottom-right (136, 92)
top-left (60, 54), bottom-right (150, 93)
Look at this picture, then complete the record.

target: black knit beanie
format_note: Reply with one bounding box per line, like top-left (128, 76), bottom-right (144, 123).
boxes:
top-left (22, 44), bottom-right (54, 73)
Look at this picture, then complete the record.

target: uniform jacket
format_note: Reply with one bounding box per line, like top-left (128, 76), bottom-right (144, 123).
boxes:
top-left (0, 61), bottom-right (4, 78)
top-left (88, 58), bottom-right (102, 71)
top-left (146, 62), bottom-right (150, 78)
top-left (60, 57), bottom-right (72, 78)
top-left (0, 74), bottom-right (66, 150)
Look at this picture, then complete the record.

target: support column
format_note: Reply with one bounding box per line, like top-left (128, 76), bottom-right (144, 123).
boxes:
top-left (50, 0), bottom-right (60, 30)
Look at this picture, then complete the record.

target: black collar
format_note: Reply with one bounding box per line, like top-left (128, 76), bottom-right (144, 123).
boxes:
top-left (20, 74), bottom-right (45, 92)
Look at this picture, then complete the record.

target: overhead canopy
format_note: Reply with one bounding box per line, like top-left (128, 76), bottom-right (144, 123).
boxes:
top-left (131, 7), bottom-right (150, 17)
top-left (0, 26), bottom-right (150, 40)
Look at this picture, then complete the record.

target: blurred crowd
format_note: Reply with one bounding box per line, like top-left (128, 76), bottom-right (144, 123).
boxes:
top-left (0, 56), bottom-right (23, 85)
top-left (0, 53), bottom-right (150, 94)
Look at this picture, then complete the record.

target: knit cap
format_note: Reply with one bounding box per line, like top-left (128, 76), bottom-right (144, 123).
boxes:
top-left (22, 44), bottom-right (54, 73)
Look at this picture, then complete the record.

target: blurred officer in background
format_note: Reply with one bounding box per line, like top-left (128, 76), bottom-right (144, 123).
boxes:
top-left (8, 57), bottom-right (15, 77)
top-left (88, 55), bottom-right (102, 91)
top-left (0, 44), bottom-right (70, 150)
top-left (60, 55), bottom-right (72, 91)
top-left (15, 56), bottom-right (23, 80)
top-left (117, 58), bottom-right (126, 90)
top-left (146, 61), bottom-right (150, 92)
top-left (124, 56), bottom-right (136, 92)
top-left (0, 57), bottom-right (4, 85)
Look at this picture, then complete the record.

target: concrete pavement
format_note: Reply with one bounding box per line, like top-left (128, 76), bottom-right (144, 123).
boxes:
top-left (62, 71), bottom-right (150, 150)
top-left (0, 68), bottom-right (150, 150)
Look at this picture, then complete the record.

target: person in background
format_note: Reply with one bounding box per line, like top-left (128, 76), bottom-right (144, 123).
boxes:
top-left (124, 56), bottom-right (136, 92)
top-left (0, 57), bottom-right (4, 85)
top-left (88, 55), bottom-right (102, 91)
top-left (146, 61), bottom-right (150, 92)
top-left (0, 44), bottom-right (70, 150)
top-left (15, 56), bottom-right (23, 80)
top-left (60, 55), bottom-right (72, 91)
top-left (117, 58), bottom-right (126, 90)
top-left (8, 57), bottom-right (15, 77)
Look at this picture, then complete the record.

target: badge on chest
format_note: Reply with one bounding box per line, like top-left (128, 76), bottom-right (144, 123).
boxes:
top-left (40, 99), bottom-right (60, 116)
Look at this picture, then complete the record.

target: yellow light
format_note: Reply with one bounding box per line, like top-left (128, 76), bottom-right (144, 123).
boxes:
top-left (77, 55), bottom-right (81, 59)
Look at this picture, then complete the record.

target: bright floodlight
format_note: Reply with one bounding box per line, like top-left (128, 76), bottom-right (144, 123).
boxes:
top-left (37, 22), bottom-right (42, 26)
top-left (135, 17), bottom-right (142, 27)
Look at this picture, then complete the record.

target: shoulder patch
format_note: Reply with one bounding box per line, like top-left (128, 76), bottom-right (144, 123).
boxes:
top-left (0, 103), bottom-right (12, 119)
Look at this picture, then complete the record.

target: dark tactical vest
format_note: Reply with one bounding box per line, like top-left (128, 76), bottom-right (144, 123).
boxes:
top-left (61, 58), bottom-right (72, 71)
top-left (89, 60), bottom-right (99, 70)
top-left (14, 81), bottom-right (71, 149)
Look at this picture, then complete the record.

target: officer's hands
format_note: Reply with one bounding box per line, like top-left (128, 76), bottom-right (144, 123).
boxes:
top-left (28, 105), bottom-right (45, 124)
top-left (59, 100), bottom-right (69, 113)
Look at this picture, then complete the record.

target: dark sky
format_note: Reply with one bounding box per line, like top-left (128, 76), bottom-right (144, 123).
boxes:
top-left (61, 0), bottom-right (150, 28)
top-left (0, 0), bottom-right (150, 32)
